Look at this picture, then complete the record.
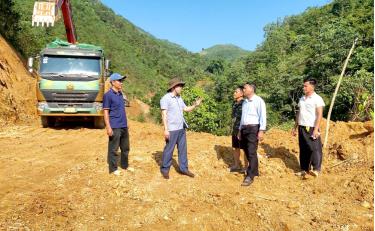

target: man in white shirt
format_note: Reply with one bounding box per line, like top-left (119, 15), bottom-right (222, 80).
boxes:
top-left (238, 82), bottom-right (266, 186)
top-left (292, 78), bottom-right (325, 177)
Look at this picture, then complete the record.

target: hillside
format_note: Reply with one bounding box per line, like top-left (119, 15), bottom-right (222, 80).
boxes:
top-left (233, 0), bottom-right (374, 122)
top-left (200, 44), bottom-right (249, 61)
top-left (0, 35), bottom-right (36, 124)
top-left (2, 0), bottom-right (373, 136)
top-left (5, 0), bottom-right (207, 95)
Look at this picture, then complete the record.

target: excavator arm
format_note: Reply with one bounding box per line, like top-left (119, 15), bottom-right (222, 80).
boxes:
top-left (32, 0), bottom-right (77, 44)
top-left (59, 0), bottom-right (77, 44)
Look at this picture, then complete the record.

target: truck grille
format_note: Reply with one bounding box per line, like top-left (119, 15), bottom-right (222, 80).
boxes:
top-left (52, 92), bottom-right (89, 101)
top-left (41, 90), bottom-right (99, 102)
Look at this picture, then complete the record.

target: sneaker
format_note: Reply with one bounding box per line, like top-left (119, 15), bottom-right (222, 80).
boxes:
top-left (309, 170), bottom-right (319, 177)
top-left (295, 171), bottom-right (306, 177)
top-left (241, 176), bottom-right (254, 186)
top-left (112, 169), bottom-right (121, 176)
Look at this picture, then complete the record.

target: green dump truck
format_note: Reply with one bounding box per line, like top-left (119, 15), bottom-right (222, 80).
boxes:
top-left (30, 39), bottom-right (109, 128)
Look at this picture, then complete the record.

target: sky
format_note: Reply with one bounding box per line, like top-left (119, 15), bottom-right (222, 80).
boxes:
top-left (101, 0), bottom-right (331, 52)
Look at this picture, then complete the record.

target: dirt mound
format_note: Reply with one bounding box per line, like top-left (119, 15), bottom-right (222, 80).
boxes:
top-left (126, 98), bottom-right (147, 117)
top-left (127, 98), bottom-right (152, 121)
top-left (325, 120), bottom-right (374, 161)
top-left (0, 36), bottom-right (37, 124)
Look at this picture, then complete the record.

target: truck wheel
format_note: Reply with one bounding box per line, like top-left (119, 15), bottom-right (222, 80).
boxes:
top-left (41, 116), bottom-right (55, 128)
top-left (94, 117), bottom-right (105, 129)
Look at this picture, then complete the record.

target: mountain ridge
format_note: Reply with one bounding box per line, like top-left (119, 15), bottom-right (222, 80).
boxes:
top-left (200, 44), bottom-right (249, 61)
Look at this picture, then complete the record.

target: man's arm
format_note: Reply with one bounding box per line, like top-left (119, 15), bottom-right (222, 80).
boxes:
top-left (312, 106), bottom-right (323, 139)
top-left (258, 99), bottom-right (267, 140)
top-left (292, 110), bottom-right (299, 136)
top-left (183, 98), bottom-right (202, 112)
top-left (161, 109), bottom-right (169, 140)
top-left (104, 109), bottom-right (112, 136)
top-left (237, 102), bottom-right (246, 140)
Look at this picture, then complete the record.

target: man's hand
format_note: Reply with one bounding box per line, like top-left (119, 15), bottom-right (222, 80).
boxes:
top-left (195, 98), bottom-right (203, 107)
top-left (258, 130), bottom-right (264, 141)
top-left (106, 127), bottom-right (113, 137)
top-left (164, 130), bottom-right (170, 141)
top-left (291, 127), bottom-right (297, 137)
top-left (312, 128), bottom-right (320, 140)
top-left (237, 131), bottom-right (241, 140)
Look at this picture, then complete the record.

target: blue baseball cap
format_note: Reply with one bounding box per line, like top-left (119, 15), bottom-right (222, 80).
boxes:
top-left (109, 73), bottom-right (126, 81)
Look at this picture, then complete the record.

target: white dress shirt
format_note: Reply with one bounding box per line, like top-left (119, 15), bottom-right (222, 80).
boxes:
top-left (240, 94), bottom-right (267, 131)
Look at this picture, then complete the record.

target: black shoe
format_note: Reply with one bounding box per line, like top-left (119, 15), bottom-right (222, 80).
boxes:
top-left (241, 177), bottom-right (253, 186)
top-left (181, 170), bottom-right (195, 178)
top-left (161, 171), bottom-right (169, 179)
top-left (229, 166), bottom-right (242, 173)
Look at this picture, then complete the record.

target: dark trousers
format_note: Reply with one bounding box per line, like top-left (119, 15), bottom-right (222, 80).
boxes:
top-left (108, 128), bottom-right (130, 173)
top-left (241, 125), bottom-right (259, 178)
top-left (161, 129), bottom-right (188, 174)
top-left (298, 126), bottom-right (323, 171)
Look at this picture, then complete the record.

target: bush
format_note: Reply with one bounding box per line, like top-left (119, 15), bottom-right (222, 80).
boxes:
top-left (182, 87), bottom-right (220, 134)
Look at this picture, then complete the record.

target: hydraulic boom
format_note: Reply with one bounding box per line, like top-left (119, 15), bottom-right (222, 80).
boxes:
top-left (32, 0), bottom-right (77, 44)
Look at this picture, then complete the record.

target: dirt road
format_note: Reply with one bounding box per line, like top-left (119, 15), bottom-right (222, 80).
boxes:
top-left (0, 120), bottom-right (373, 230)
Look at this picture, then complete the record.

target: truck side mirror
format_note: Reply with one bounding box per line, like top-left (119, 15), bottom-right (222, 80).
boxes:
top-left (105, 59), bottom-right (110, 71)
top-left (28, 57), bottom-right (34, 73)
top-left (105, 59), bottom-right (110, 69)
top-left (104, 59), bottom-right (111, 78)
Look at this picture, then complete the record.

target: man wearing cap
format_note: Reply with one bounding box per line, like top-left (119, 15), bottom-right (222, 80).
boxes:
top-left (292, 78), bottom-right (325, 178)
top-left (238, 82), bottom-right (267, 186)
top-left (103, 73), bottom-right (129, 176)
top-left (159, 78), bottom-right (202, 179)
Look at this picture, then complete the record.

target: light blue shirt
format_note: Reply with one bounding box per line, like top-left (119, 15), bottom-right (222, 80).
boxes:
top-left (240, 94), bottom-right (267, 131)
top-left (160, 93), bottom-right (188, 131)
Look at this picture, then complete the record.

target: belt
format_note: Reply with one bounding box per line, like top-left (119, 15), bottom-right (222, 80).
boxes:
top-left (299, 125), bottom-right (314, 132)
top-left (242, 124), bottom-right (259, 128)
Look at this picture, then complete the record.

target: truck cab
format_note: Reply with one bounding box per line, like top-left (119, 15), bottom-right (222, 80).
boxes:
top-left (34, 39), bottom-right (108, 128)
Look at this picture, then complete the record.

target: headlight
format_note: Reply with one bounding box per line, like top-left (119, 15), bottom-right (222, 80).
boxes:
top-left (93, 102), bottom-right (102, 111)
top-left (37, 102), bottom-right (48, 111)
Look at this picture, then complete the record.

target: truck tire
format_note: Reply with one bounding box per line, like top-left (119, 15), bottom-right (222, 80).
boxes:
top-left (41, 116), bottom-right (55, 128)
top-left (94, 117), bottom-right (105, 129)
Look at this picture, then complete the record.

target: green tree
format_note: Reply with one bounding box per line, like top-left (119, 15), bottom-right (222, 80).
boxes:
top-left (182, 87), bottom-right (220, 134)
top-left (0, 0), bottom-right (20, 44)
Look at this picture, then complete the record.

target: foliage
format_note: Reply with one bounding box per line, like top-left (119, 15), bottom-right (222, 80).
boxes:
top-left (200, 44), bottom-right (249, 61)
top-left (236, 0), bottom-right (373, 124)
top-left (182, 87), bottom-right (220, 134)
top-left (331, 69), bottom-right (374, 121)
top-left (0, 0), bottom-right (20, 44)
top-left (150, 87), bottom-right (221, 135)
top-left (3, 0), bottom-right (206, 96)
top-left (1, 0), bottom-right (373, 135)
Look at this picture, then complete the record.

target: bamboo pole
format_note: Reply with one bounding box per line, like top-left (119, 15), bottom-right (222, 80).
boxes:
top-left (323, 37), bottom-right (358, 148)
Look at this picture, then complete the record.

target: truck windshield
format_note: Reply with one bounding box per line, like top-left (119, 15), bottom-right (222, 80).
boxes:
top-left (40, 55), bottom-right (100, 78)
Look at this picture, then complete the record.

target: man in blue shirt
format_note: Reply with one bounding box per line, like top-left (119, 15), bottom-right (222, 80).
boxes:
top-left (159, 78), bottom-right (202, 179)
top-left (103, 73), bottom-right (129, 176)
top-left (238, 82), bottom-right (267, 186)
